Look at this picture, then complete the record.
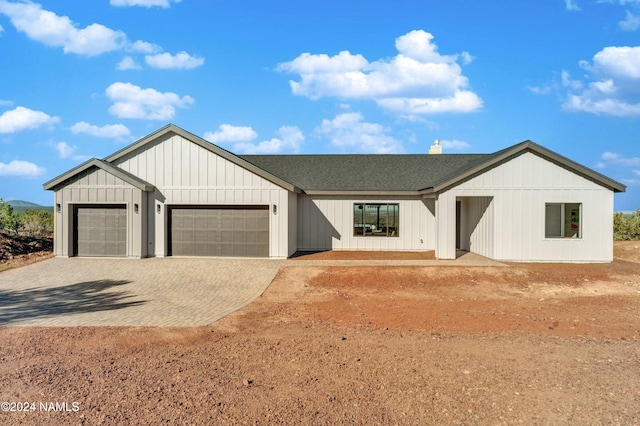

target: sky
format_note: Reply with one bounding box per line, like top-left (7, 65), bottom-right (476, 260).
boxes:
top-left (0, 0), bottom-right (638, 210)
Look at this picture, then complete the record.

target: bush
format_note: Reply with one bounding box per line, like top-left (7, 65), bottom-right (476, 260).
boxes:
top-left (21, 209), bottom-right (53, 237)
top-left (0, 199), bottom-right (53, 237)
top-left (614, 209), bottom-right (640, 240)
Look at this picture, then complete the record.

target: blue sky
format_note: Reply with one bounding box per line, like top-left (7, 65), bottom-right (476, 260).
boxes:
top-left (0, 0), bottom-right (638, 210)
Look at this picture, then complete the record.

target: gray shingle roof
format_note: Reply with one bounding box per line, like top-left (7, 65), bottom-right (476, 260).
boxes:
top-left (242, 140), bottom-right (627, 194)
top-left (240, 154), bottom-right (489, 191)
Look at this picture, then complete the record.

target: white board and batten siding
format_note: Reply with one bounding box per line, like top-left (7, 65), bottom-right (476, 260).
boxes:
top-left (53, 167), bottom-right (147, 258)
top-left (110, 133), bottom-right (293, 257)
top-left (437, 152), bottom-right (614, 262)
top-left (297, 195), bottom-right (436, 252)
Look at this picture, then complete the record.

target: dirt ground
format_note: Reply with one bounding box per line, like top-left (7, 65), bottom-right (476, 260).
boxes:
top-left (0, 243), bottom-right (638, 425)
top-left (0, 232), bottom-right (53, 272)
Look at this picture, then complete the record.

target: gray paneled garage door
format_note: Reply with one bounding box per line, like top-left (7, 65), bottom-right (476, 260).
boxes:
top-left (170, 206), bottom-right (269, 257)
top-left (75, 205), bottom-right (127, 257)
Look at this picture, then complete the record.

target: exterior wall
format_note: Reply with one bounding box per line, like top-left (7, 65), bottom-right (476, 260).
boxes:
top-left (111, 133), bottom-right (291, 257)
top-left (459, 196), bottom-right (494, 259)
top-left (437, 152), bottom-right (615, 262)
top-left (52, 167), bottom-right (146, 258)
top-left (287, 191), bottom-right (298, 256)
top-left (297, 195), bottom-right (435, 251)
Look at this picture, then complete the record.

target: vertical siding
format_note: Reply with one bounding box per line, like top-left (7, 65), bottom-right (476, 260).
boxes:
top-left (52, 166), bottom-right (145, 258)
top-left (288, 192), bottom-right (298, 256)
top-left (111, 134), bottom-right (291, 257)
top-left (297, 195), bottom-right (434, 252)
top-left (459, 197), bottom-right (494, 258)
top-left (439, 152), bottom-right (615, 262)
top-left (435, 192), bottom-right (457, 259)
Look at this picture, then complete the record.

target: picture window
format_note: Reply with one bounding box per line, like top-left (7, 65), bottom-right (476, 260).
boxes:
top-left (353, 203), bottom-right (399, 237)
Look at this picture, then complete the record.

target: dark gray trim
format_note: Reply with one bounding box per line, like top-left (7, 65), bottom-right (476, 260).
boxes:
top-left (43, 158), bottom-right (154, 192)
top-left (103, 124), bottom-right (301, 193)
top-left (303, 190), bottom-right (419, 196)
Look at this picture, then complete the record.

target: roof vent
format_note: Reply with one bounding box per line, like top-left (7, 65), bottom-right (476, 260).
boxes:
top-left (429, 139), bottom-right (442, 155)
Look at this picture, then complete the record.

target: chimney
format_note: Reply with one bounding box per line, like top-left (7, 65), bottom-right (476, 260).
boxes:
top-left (429, 139), bottom-right (442, 155)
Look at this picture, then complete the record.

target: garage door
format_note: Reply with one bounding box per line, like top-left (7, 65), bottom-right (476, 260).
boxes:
top-left (75, 205), bottom-right (127, 257)
top-left (170, 206), bottom-right (269, 257)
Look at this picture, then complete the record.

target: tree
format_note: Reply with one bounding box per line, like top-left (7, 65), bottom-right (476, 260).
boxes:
top-left (0, 198), bottom-right (21, 235)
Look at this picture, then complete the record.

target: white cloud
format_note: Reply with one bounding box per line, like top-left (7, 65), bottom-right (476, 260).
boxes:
top-left (0, 23), bottom-right (4, 33)
top-left (565, 0), bottom-right (580, 11)
top-left (116, 56), bottom-right (141, 70)
top-left (127, 40), bottom-right (162, 54)
top-left (561, 70), bottom-right (583, 90)
top-left (459, 51), bottom-right (474, 65)
top-left (128, 40), bottom-right (161, 54)
top-left (70, 121), bottom-right (131, 138)
top-left (315, 112), bottom-right (403, 154)
top-left (600, 151), bottom-right (640, 167)
top-left (110, 0), bottom-right (180, 8)
top-left (527, 85), bottom-right (552, 95)
top-left (0, 0), bottom-right (126, 56)
top-left (233, 126), bottom-right (304, 154)
top-left (377, 91), bottom-right (482, 115)
top-left (621, 178), bottom-right (640, 185)
top-left (633, 169), bottom-right (640, 176)
top-left (105, 82), bottom-right (195, 120)
top-left (620, 10), bottom-right (640, 30)
top-left (563, 46), bottom-right (640, 116)
top-left (54, 141), bottom-right (90, 161)
top-left (0, 99), bottom-right (12, 106)
top-left (204, 124), bottom-right (257, 144)
top-left (0, 160), bottom-right (45, 176)
top-left (440, 139), bottom-right (470, 151)
top-left (55, 141), bottom-right (75, 158)
top-left (145, 51), bottom-right (205, 70)
top-left (277, 30), bottom-right (482, 116)
top-left (0, 106), bottom-right (59, 133)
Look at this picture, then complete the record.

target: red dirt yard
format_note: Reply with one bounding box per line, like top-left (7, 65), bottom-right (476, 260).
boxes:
top-left (0, 242), bottom-right (638, 425)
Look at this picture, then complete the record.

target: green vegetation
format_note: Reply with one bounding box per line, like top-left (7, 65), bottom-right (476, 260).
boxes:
top-left (0, 198), bottom-right (53, 237)
top-left (614, 209), bottom-right (640, 240)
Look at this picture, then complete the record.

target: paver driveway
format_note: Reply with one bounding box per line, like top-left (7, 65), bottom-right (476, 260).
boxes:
top-left (0, 257), bottom-right (283, 326)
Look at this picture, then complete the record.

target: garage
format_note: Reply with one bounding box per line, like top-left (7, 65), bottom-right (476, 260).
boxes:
top-left (74, 205), bottom-right (127, 257)
top-left (169, 206), bottom-right (269, 257)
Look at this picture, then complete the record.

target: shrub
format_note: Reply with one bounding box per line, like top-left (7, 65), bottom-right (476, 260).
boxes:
top-left (21, 209), bottom-right (53, 237)
top-left (614, 209), bottom-right (640, 240)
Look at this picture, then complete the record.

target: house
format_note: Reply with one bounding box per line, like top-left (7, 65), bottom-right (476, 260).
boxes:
top-left (43, 124), bottom-right (626, 263)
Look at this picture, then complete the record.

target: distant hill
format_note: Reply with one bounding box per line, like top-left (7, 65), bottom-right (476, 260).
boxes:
top-left (5, 200), bottom-right (54, 215)
top-left (617, 210), bottom-right (637, 218)
top-left (6, 200), bottom-right (43, 208)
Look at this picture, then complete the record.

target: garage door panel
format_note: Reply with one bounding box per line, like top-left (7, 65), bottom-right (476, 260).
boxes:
top-left (170, 207), bottom-right (269, 257)
top-left (76, 206), bottom-right (126, 257)
top-left (221, 230), bottom-right (233, 243)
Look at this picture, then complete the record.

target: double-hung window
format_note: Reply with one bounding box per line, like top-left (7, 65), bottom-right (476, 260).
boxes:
top-left (353, 203), bottom-right (399, 237)
top-left (545, 203), bottom-right (581, 238)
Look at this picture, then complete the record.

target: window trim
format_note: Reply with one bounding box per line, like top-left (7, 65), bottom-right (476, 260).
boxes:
top-left (353, 203), bottom-right (399, 238)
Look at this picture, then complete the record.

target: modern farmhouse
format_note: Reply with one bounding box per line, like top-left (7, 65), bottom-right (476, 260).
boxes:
top-left (43, 124), bottom-right (626, 262)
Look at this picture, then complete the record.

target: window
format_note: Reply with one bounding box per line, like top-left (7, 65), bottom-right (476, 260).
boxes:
top-left (353, 203), bottom-right (399, 237)
top-left (545, 203), bottom-right (581, 238)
